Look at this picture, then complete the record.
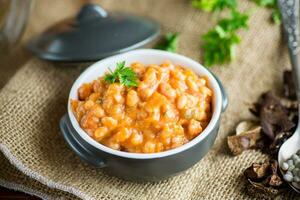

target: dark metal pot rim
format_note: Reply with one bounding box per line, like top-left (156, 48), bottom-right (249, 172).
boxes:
top-left (67, 49), bottom-right (224, 159)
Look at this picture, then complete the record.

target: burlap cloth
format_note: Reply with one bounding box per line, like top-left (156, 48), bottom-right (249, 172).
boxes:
top-left (0, 0), bottom-right (299, 199)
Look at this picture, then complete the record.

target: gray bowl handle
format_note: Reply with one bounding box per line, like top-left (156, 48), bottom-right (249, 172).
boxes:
top-left (210, 72), bottom-right (228, 112)
top-left (60, 115), bottom-right (106, 168)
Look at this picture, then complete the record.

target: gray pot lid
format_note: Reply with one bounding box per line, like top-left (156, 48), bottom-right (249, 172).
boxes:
top-left (27, 4), bottom-right (160, 62)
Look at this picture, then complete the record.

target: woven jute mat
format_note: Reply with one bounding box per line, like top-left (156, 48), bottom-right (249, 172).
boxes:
top-left (0, 0), bottom-right (299, 199)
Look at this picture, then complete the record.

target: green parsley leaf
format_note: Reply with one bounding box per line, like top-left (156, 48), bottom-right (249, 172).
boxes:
top-left (251, 0), bottom-right (281, 24)
top-left (201, 10), bottom-right (248, 67)
top-left (218, 10), bottom-right (249, 31)
top-left (104, 61), bottom-right (138, 87)
top-left (119, 67), bottom-right (138, 87)
top-left (202, 28), bottom-right (240, 66)
top-left (272, 9), bottom-right (281, 25)
top-left (252, 0), bottom-right (275, 7)
top-left (155, 33), bottom-right (179, 52)
top-left (192, 0), bottom-right (237, 12)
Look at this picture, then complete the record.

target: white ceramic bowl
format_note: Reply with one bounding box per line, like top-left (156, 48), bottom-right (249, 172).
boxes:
top-left (61, 49), bottom-right (227, 181)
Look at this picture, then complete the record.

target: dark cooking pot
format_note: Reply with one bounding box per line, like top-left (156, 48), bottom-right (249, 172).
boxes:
top-left (60, 49), bottom-right (228, 181)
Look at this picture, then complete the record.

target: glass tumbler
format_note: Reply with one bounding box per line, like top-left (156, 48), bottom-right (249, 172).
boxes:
top-left (0, 0), bottom-right (32, 52)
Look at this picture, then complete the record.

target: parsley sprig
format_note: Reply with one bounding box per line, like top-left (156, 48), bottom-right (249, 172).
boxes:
top-left (202, 10), bottom-right (249, 67)
top-left (104, 61), bottom-right (138, 87)
top-left (252, 0), bottom-right (281, 25)
top-left (192, 0), bottom-right (280, 67)
top-left (155, 33), bottom-right (179, 52)
top-left (192, 0), bottom-right (236, 12)
top-left (192, 0), bottom-right (249, 67)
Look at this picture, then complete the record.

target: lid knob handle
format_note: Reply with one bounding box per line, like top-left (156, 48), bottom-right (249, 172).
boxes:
top-left (77, 3), bottom-right (107, 23)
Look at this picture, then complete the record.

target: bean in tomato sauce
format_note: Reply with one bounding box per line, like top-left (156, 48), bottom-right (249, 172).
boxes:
top-left (71, 61), bottom-right (212, 153)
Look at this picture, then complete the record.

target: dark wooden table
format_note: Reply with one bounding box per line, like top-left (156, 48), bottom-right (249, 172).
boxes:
top-left (0, 187), bottom-right (39, 199)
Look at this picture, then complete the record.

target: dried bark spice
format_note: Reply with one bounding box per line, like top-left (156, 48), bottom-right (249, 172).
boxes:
top-left (245, 160), bottom-right (284, 195)
top-left (266, 160), bottom-right (283, 186)
top-left (230, 92), bottom-right (297, 156)
top-left (244, 162), bottom-right (269, 180)
top-left (253, 92), bottom-right (295, 140)
top-left (228, 70), bottom-right (298, 197)
top-left (266, 174), bottom-right (283, 187)
top-left (227, 125), bottom-right (264, 155)
top-left (280, 97), bottom-right (299, 125)
top-left (247, 179), bottom-right (280, 196)
top-left (268, 131), bottom-right (293, 156)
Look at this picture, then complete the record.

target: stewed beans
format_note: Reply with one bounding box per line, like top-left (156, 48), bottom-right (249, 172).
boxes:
top-left (71, 61), bottom-right (212, 153)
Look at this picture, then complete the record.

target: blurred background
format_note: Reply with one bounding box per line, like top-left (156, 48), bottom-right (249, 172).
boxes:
top-left (0, 0), bottom-right (93, 89)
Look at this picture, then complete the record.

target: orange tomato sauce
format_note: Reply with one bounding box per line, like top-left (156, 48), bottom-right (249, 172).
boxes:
top-left (71, 61), bottom-right (212, 153)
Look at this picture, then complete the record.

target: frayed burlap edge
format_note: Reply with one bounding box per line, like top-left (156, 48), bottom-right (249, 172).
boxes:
top-left (0, 144), bottom-right (91, 200)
